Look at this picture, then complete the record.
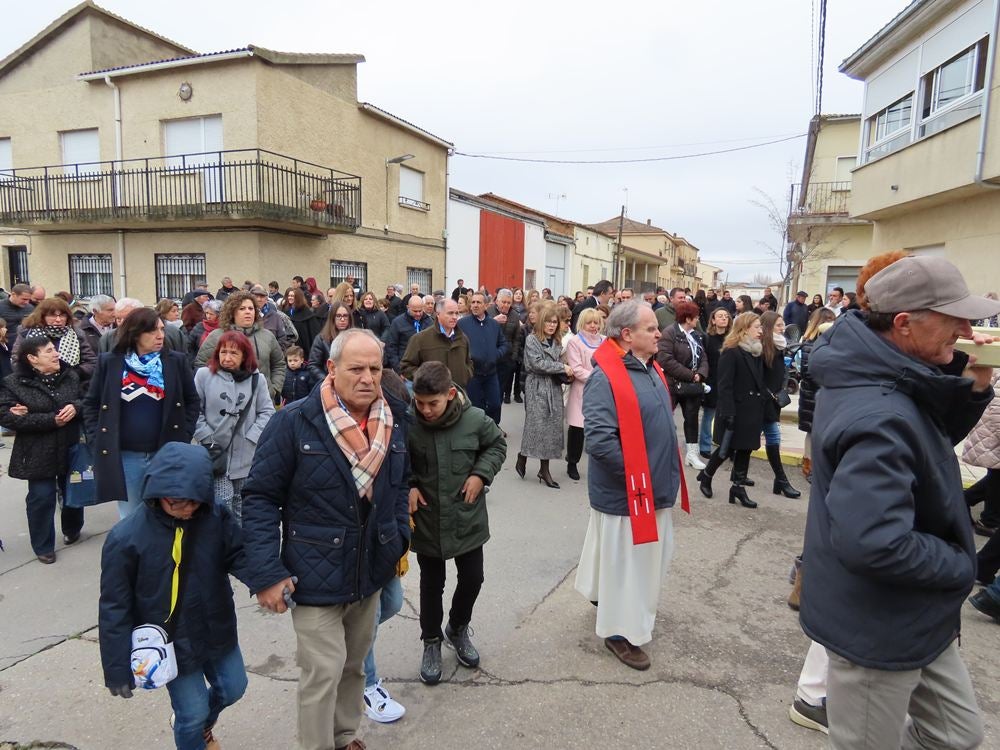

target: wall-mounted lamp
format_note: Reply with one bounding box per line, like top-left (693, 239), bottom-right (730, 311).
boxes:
top-left (386, 154), bottom-right (415, 166)
top-left (890, 184), bottom-right (899, 191)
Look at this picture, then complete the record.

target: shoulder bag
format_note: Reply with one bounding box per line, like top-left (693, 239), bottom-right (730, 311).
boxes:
top-left (206, 374), bottom-right (259, 476)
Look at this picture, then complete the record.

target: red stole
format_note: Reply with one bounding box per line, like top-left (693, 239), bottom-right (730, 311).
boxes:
top-left (593, 340), bottom-right (691, 546)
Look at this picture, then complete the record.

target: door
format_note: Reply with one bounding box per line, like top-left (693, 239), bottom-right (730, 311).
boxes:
top-left (164, 116), bottom-right (223, 203)
top-left (7, 245), bottom-right (28, 286)
top-left (544, 242), bottom-right (566, 296)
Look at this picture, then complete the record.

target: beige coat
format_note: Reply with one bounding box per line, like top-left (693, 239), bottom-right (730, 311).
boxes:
top-left (962, 371), bottom-right (1000, 469)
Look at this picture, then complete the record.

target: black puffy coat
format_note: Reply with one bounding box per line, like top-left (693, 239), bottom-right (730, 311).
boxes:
top-left (797, 338), bottom-right (818, 433)
top-left (98, 443), bottom-right (249, 688)
top-left (241, 385), bottom-right (411, 605)
top-left (713, 346), bottom-right (766, 451)
top-left (702, 333), bottom-right (725, 409)
top-left (356, 307), bottom-right (391, 340)
top-left (0, 365), bottom-right (83, 480)
top-left (655, 324), bottom-right (709, 391)
top-left (83, 351), bottom-right (200, 504)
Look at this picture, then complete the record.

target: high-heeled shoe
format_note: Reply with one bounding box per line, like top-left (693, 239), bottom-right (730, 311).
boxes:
top-left (728, 484), bottom-right (758, 509)
top-left (697, 470), bottom-right (713, 498)
top-left (515, 453), bottom-right (527, 480)
top-left (773, 478), bottom-right (802, 498)
top-left (567, 462), bottom-right (580, 481)
top-left (537, 460), bottom-right (560, 489)
top-left (767, 444), bottom-right (800, 497)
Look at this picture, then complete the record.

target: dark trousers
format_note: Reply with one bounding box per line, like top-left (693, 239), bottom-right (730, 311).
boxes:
top-left (514, 362), bottom-right (525, 398)
top-left (417, 546), bottom-right (485, 641)
top-left (673, 395), bottom-right (701, 444)
top-left (466, 372), bottom-right (501, 424)
top-left (566, 425), bottom-right (585, 465)
top-left (498, 359), bottom-right (516, 401)
top-left (965, 469), bottom-right (1000, 527)
top-left (704, 447), bottom-right (751, 484)
top-left (26, 477), bottom-right (83, 556)
top-left (978, 533), bottom-right (1000, 584)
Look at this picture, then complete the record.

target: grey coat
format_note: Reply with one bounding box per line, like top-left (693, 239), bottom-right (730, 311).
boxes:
top-left (519, 333), bottom-right (566, 459)
top-left (195, 323), bottom-right (287, 398)
top-left (193, 369), bottom-right (275, 480)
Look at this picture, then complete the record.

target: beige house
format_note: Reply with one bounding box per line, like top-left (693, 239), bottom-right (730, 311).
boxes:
top-left (588, 216), bottom-right (699, 291)
top-left (836, 0), bottom-right (1000, 295)
top-left (0, 2), bottom-right (450, 302)
top-left (697, 261), bottom-right (724, 291)
top-left (788, 114), bottom-right (874, 298)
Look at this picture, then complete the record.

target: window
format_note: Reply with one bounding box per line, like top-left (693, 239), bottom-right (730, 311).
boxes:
top-left (330, 259), bottom-right (367, 292)
top-left (163, 115), bottom-right (223, 164)
top-left (834, 156), bottom-right (856, 184)
top-left (918, 39), bottom-right (988, 137)
top-left (155, 253), bottom-right (206, 300)
top-left (406, 267), bottom-right (432, 293)
top-left (69, 254), bottom-right (113, 297)
top-left (524, 269), bottom-right (536, 290)
top-left (398, 166), bottom-right (428, 210)
top-left (60, 129), bottom-right (99, 176)
top-left (0, 137), bottom-right (11, 180)
top-left (864, 94), bottom-right (913, 162)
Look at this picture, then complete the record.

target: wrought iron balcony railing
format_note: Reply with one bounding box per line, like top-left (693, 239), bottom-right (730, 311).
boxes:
top-left (0, 149), bottom-right (361, 233)
top-left (789, 181), bottom-right (851, 217)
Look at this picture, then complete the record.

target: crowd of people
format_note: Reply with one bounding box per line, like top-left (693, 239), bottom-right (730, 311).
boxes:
top-left (0, 259), bottom-right (999, 749)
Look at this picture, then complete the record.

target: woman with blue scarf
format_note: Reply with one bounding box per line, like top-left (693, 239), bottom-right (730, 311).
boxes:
top-left (83, 307), bottom-right (199, 518)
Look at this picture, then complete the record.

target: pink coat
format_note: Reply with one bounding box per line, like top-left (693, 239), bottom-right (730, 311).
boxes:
top-left (564, 332), bottom-right (604, 428)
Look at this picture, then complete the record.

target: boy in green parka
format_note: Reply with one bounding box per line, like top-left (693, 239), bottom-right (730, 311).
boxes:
top-left (408, 361), bottom-right (507, 686)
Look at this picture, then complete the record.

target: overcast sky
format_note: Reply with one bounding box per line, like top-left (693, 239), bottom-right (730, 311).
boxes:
top-left (2, 0), bottom-right (911, 285)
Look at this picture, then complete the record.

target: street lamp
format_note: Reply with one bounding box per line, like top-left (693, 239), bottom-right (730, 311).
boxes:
top-left (385, 154), bottom-right (416, 232)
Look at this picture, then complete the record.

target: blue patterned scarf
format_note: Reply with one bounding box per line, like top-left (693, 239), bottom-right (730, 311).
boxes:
top-left (123, 350), bottom-right (165, 393)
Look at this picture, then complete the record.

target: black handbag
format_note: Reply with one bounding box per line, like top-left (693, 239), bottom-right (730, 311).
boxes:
top-left (770, 388), bottom-right (792, 409)
top-left (205, 375), bottom-right (259, 477)
top-left (672, 380), bottom-right (704, 398)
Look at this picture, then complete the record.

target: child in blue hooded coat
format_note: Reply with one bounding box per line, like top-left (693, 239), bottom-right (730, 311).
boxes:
top-left (99, 442), bottom-right (252, 750)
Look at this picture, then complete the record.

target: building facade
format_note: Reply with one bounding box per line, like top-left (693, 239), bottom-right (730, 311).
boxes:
top-left (0, 3), bottom-right (450, 301)
top-left (837, 0), bottom-right (1000, 295)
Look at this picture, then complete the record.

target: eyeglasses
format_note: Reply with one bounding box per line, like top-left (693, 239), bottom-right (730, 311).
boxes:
top-left (48, 312), bottom-right (69, 318)
top-left (335, 313), bottom-right (351, 319)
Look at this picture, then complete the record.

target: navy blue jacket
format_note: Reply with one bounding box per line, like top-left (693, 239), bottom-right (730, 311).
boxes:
top-left (782, 299), bottom-right (810, 332)
top-left (98, 443), bottom-right (249, 688)
top-left (282, 366), bottom-right (319, 404)
top-left (583, 351), bottom-right (679, 515)
top-left (457, 314), bottom-right (509, 377)
top-left (384, 312), bottom-right (433, 372)
top-left (241, 384), bottom-right (411, 605)
top-left (83, 351), bottom-right (200, 504)
top-left (801, 311), bottom-right (990, 670)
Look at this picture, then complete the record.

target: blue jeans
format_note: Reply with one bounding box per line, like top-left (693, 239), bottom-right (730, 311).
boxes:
top-left (466, 372), bottom-right (501, 425)
top-left (699, 407), bottom-right (716, 454)
top-left (763, 421), bottom-right (781, 447)
top-left (119, 450), bottom-right (154, 519)
top-left (26, 477), bottom-right (83, 555)
top-left (166, 645), bottom-right (248, 750)
top-left (363, 576), bottom-right (404, 688)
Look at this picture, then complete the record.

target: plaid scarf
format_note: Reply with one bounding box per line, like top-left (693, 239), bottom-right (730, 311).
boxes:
top-left (320, 376), bottom-right (393, 501)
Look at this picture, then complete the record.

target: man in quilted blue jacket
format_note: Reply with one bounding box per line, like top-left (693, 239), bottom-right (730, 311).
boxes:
top-left (242, 328), bottom-right (411, 750)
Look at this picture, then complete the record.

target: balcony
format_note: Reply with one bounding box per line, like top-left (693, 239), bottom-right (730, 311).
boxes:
top-left (0, 149), bottom-right (361, 236)
top-left (789, 181), bottom-right (851, 217)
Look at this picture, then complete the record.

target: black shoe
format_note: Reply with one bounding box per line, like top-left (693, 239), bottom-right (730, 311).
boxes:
top-left (420, 638), bottom-right (443, 685)
top-left (567, 463), bottom-right (580, 481)
top-left (515, 454), bottom-right (527, 480)
top-left (969, 589), bottom-right (1000, 621)
top-left (514, 394), bottom-right (523, 403)
top-left (729, 484), bottom-right (757, 509)
top-left (503, 395), bottom-right (511, 404)
top-left (697, 470), bottom-right (713, 498)
top-left (773, 478), bottom-right (802, 498)
top-left (537, 472), bottom-right (560, 489)
top-left (36, 552), bottom-right (56, 564)
top-left (766, 445), bottom-right (800, 497)
top-left (974, 520), bottom-right (997, 537)
top-left (63, 532), bottom-right (81, 545)
top-left (444, 623), bottom-right (480, 668)
top-left (789, 698), bottom-right (828, 734)
top-left (699, 451), bottom-right (712, 459)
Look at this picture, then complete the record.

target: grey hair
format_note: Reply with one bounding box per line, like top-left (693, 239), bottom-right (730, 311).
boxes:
top-left (115, 297), bottom-right (143, 313)
top-left (329, 328), bottom-right (383, 364)
top-left (604, 300), bottom-right (647, 341)
top-left (496, 288), bottom-right (513, 300)
top-left (203, 300), bottom-right (223, 314)
top-left (394, 283), bottom-right (404, 294)
top-left (435, 297), bottom-right (456, 313)
top-left (88, 294), bottom-right (115, 313)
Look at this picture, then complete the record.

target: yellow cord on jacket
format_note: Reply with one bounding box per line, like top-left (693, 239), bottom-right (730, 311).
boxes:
top-left (165, 527), bottom-right (183, 622)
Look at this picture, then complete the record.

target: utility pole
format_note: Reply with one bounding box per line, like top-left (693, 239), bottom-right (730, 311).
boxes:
top-left (613, 204), bottom-right (625, 289)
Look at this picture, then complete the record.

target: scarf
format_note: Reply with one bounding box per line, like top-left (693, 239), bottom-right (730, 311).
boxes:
top-left (123, 350), bottom-right (165, 394)
top-left (738, 338), bottom-right (763, 357)
top-left (772, 333), bottom-right (787, 350)
top-left (200, 318), bottom-right (219, 345)
top-left (320, 376), bottom-right (393, 501)
top-left (593, 339), bottom-right (690, 546)
top-left (25, 326), bottom-right (81, 367)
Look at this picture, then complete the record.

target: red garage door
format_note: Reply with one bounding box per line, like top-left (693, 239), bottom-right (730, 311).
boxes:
top-left (479, 210), bottom-right (525, 293)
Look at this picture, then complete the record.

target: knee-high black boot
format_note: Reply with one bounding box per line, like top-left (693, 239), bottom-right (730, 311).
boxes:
top-left (729, 451), bottom-right (758, 508)
top-left (698, 449), bottom-right (725, 498)
top-left (767, 444), bottom-right (801, 498)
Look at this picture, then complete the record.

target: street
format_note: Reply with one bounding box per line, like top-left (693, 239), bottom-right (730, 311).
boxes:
top-left (1, 405), bottom-right (998, 749)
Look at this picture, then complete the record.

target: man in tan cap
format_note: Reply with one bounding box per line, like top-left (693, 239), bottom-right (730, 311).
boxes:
top-left (799, 254), bottom-right (999, 749)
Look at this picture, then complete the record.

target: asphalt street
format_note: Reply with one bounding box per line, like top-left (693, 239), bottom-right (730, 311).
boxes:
top-left (1, 405), bottom-right (998, 749)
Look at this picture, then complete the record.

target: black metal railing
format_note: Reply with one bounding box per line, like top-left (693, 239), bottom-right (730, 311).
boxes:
top-left (789, 181), bottom-right (851, 216)
top-left (0, 149), bottom-right (361, 231)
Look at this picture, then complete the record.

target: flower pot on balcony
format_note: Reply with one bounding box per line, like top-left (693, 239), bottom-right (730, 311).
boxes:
top-left (309, 199), bottom-right (327, 212)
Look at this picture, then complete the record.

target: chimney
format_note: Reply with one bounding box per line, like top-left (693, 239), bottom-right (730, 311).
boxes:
top-left (646, 219), bottom-right (651, 226)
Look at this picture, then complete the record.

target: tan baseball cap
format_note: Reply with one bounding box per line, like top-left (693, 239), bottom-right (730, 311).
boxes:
top-left (865, 255), bottom-right (1000, 320)
top-left (249, 284), bottom-right (267, 296)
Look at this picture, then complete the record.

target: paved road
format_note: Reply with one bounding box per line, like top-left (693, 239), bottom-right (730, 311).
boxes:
top-left (1, 406), bottom-right (997, 749)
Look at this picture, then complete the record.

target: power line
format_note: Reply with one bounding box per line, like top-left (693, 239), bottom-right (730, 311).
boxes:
top-left (453, 133), bottom-right (807, 165)
top-left (470, 132), bottom-right (807, 155)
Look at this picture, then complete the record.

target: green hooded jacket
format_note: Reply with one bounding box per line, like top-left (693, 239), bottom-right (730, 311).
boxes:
top-left (408, 388), bottom-right (507, 559)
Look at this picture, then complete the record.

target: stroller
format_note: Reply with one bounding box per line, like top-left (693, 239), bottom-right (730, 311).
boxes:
top-left (783, 324), bottom-right (804, 396)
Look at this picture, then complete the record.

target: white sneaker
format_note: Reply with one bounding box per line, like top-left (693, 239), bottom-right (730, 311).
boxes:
top-left (685, 444), bottom-right (707, 470)
top-left (364, 679), bottom-right (406, 723)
